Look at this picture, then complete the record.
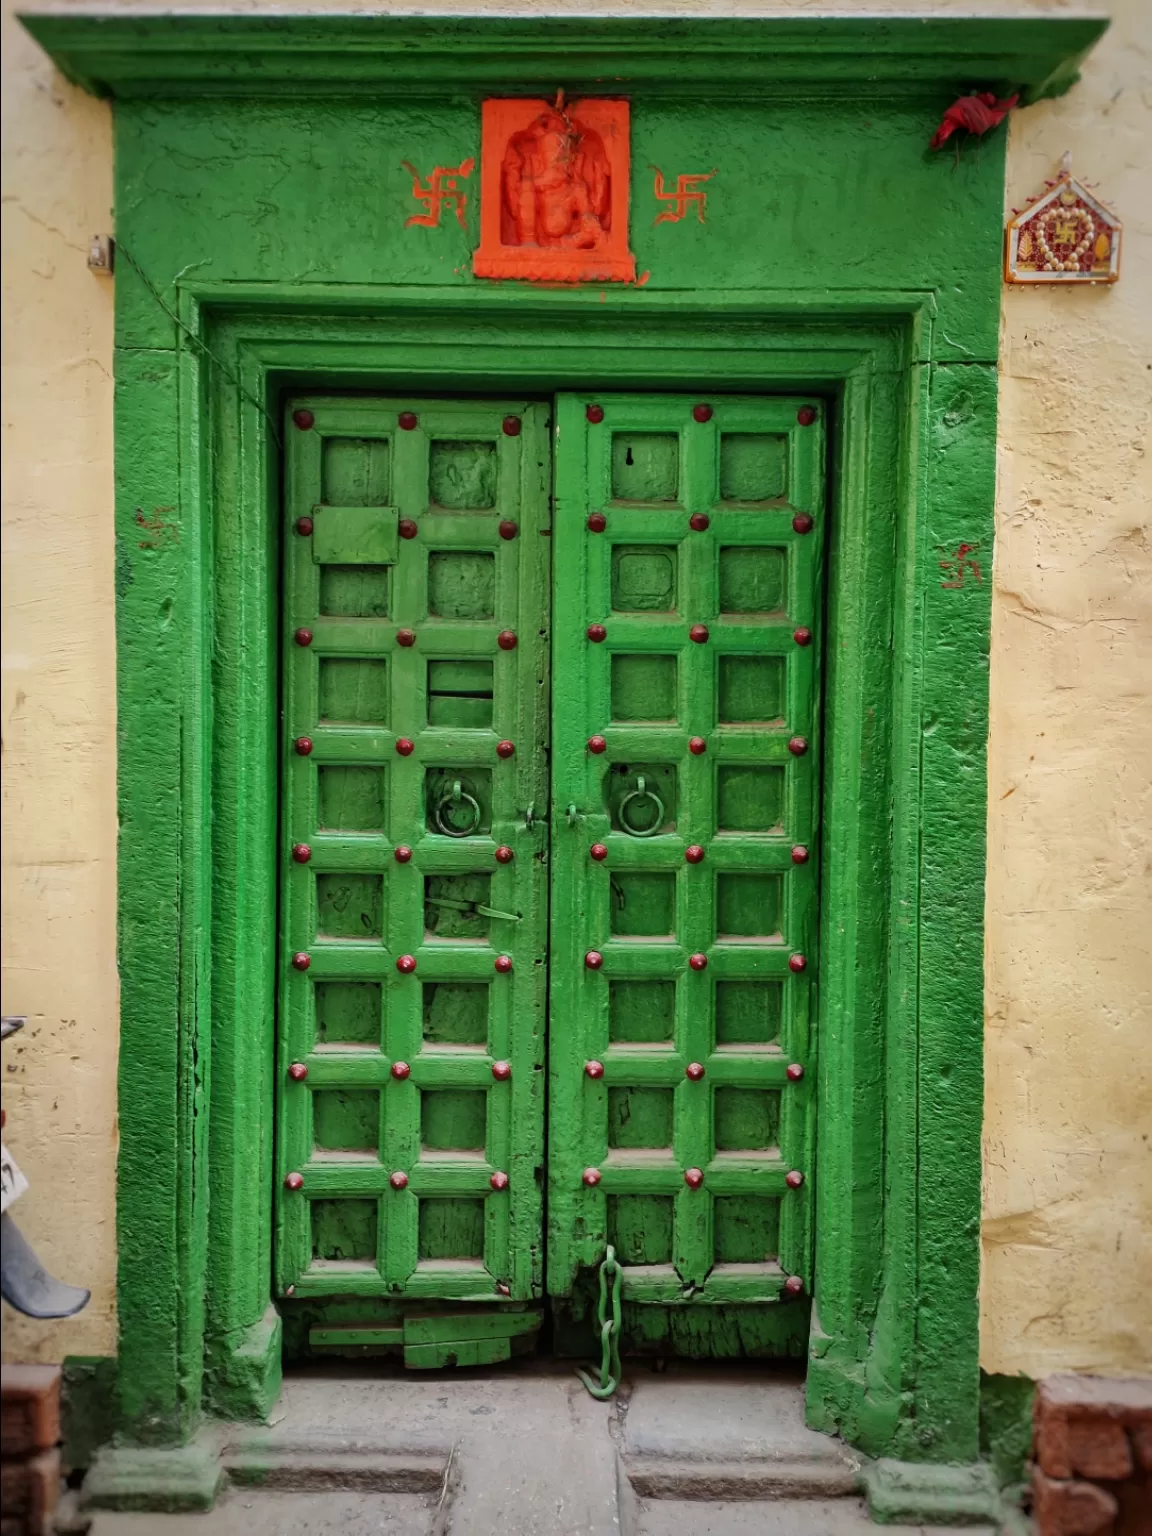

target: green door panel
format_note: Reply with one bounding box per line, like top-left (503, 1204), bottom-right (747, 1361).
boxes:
top-left (548, 394), bottom-right (824, 1345)
top-left (276, 397), bottom-right (551, 1306)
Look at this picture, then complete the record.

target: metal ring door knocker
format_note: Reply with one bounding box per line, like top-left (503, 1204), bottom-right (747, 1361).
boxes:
top-left (617, 775), bottom-right (665, 838)
top-left (435, 779), bottom-right (482, 837)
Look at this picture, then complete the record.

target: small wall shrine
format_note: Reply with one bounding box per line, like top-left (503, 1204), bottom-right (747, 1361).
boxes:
top-left (473, 93), bottom-right (635, 283)
top-left (1005, 156), bottom-right (1121, 284)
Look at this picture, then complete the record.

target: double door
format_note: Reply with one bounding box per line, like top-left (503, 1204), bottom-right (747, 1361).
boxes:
top-left (275, 392), bottom-right (824, 1362)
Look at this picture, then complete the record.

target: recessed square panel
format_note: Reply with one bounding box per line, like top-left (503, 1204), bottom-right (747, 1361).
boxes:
top-left (718, 546), bottom-right (785, 614)
top-left (716, 873), bottom-right (782, 940)
top-left (421, 1089), bottom-right (486, 1152)
top-left (318, 766), bottom-right (387, 833)
top-left (714, 1087), bottom-right (781, 1151)
top-left (610, 872), bottom-right (676, 938)
top-left (429, 441), bottom-right (497, 509)
top-left (427, 659), bottom-right (494, 729)
top-left (611, 545), bottom-right (677, 612)
top-left (611, 655), bottom-right (677, 722)
top-left (428, 551), bottom-right (496, 619)
top-left (609, 980), bottom-right (675, 1044)
top-left (319, 658), bottom-right (389, 726)
top-left (319, 565), bottom-right (390, 618)
top-left (313, 1089), bottom-right (380, 1154)
top-left (418, 1199), bottom-right (485, 1260)
top-left (716, 765), bottom-right (784, 832)
top-left (316, 873), bottom-right (384, 942)
top-left (715, 980), bottom-right (782, 1048)
top-left (611, 433), bottom-right (679, 502)
top-left (719, 433), bottom-right (787, 503)
top-left (717, 655), bottom-right (784, 724)
top-left (424, 874), bottom-right (492, 941)
top-left (425, 769), bottom-right (492, 838)
top-left (608, 1087), bottom-right (674, 1149)
top-left (314, 981), bottom-right (382, 1049)
top-left (608, 1195), bottom-right (674, 1265)
top-left (713, 1196), bottom-right (780, 1262)
top-left (311, 1198), bottom-right (378, 1263)
top-left (422, 981), bottom-right (488, 1047)
top-left (322, 437), bottom-right (391, 506)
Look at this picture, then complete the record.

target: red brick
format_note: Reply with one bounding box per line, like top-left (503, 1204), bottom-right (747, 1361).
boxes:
top-left (1132, 1425), bottom-right (1152, 1475)
top-left (0, 1366), bottom-right (60, 1458)
top-left (1037, 1376), bottom-right (1152, 1481)
top-left (1115, 1473), bottom-right (1152, 1536)
top-left (0, 1447), bottom-right (61, 1533)
top-left (1034, 1468), bottom-right (1119, 1536)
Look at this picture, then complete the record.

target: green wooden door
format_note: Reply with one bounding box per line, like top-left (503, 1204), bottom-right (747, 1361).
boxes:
top-left (548, 394), bottom-right (824, 1357)
top-left (276, 398), bottom-right (551, 1326)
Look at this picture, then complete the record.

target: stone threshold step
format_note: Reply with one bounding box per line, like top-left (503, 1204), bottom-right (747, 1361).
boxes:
top-left (623, 1453), bottom-right (861, 1501)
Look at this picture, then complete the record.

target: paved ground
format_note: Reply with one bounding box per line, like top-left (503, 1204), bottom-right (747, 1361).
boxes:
top-left (86, 1361), bottom-right (1000, 1536)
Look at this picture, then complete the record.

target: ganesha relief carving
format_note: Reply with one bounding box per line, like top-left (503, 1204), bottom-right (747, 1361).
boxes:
top-left (474, 94), bottom-right (635, 283)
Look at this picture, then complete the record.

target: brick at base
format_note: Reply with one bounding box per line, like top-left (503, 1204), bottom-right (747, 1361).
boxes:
top-left (1033, 1374), bottom-right (1152, 1536)
top-left (1, 1366), bottom-right (62, 1536)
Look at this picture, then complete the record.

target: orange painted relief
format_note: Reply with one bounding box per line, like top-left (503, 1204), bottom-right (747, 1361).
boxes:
top-left (473, 95), bottom-right (635, 283)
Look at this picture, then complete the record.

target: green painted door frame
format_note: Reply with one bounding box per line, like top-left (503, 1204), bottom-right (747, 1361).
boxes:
top-left (22, 5), bottom-right (1107, 1483)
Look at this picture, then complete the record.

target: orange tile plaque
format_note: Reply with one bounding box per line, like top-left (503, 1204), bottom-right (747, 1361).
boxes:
top-left (473, 94), bottom-right (635, 283)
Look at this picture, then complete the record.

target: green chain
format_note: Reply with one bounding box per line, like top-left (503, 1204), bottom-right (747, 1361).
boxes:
top-left (576, 1246), bottom-right (623, 1399)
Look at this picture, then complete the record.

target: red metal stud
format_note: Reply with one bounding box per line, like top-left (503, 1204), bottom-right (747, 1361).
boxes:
top-left (495, 845), bottom-right (514, 864)
top-left (692, 404), bottom-right (714, 423)
top-left (491, 1060), bottom-right (511, 1080)
top-left (499, 520), bottom-right (519, 541)
top-left (582, 1167), bottom-right (602, 1187)
top-left (394, 845), bottom-right (412, 863)
top-left (684, 1167), bottom-right (705, 1188)
top-left (295, 516), bottom-right (314, 537)
top-left (284, 1170), bottom-right (304, 1190)
top-left (494, 955), bottom-right (513, 975)
top-left (285, 1285), bottom-right (296, 1297)
top-left (793, 627), bottom-right (813, 647)
top-left (689, 624), bottom-right (709, 644)
top-left (791, 845), bottom-right (809, 865)
top-left (585, 1060), bottom-right (605, 1079)
top-left (398, 519), bottom-right (419, 540)
top-left (395, 738), bottom-right (415, 757)
top-left (496, 739), bottom-right (516, 759)
top-left (292, 843), bottom-right (312, 864)
top-left (291, 952), bottom-right (311, 971)
top-left (497, 630), bottom-right (518, 651)
top-left (788, 736), bottom-right (809, 757)
top-left (502, 416), bottom-right (522, 437)
top-left (391, 1060), bottom-right (411, 1079)
top-left (288, 1063), bottom-right (308, 1082)
top-left (490, 1170), bottom-right (510, 1191)
top-left (496, 1281), bottom-right (511, 1296)
top-left (689, 513), bottom-right (711, 532)
top-left (398, 411), bottom-right (418, 431)
top-left (786, 1063), bottom-right (805, 1082)
top-left (585, 950), bottom-right (604, 970)
top-left (685, 1062), bottom-right (706, 1081)
top-left (685, 845), bottom-right (705, 864)
top-left (295, 627), bottom-right (313, 647)
top-left (389, 1170), bottom-right (409, 1190)
top-left (785, 1170), bottom-right (805, 1189)
top-left (688, 952), bottom-right (708, 971)
top-left (292, 409), bottom-right (314, 431)
top-left (587, 735), bottom-right (607, 755)
top-left (586, 404), bottom-right (605, 424)
top-left (587, 513), bottom-right (607, 533)
top-left (797, 406), bottom-right (818, 427)
top-left (783, 1275), bottom-right (805, 1298)
top-left (589, 843), bottom-right (608, 862)
top-left (396, 955), bottom-right (417, 974)
top-left (688, 736), bottom-right (707, 755)
top-left (294, 736), bottom-right (313, 756)
top-left (396, 628), bottom-right (417, 648)
top-left (586, 624), bottom-right (607, 643)
top-left (789, 953), bottom-right (808, 974)
top-left (792, 514), bottom-right (815, 535)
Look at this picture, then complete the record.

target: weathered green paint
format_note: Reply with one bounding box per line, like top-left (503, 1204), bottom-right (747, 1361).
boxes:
top-left (979, 1373), bottom-right (1036, 1491)
top-left (549, 394), bottom-right (822, 1356)
top-left (278, 397), bottom-right (549, 1307)
top-left (16, 6), bottom-right (1100, 1480)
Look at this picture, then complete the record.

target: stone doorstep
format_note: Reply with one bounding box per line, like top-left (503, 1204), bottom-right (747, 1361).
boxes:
top-left (622, 1454), bottom-right (861, 1501)
top-left (222, 1447), bottom-right (448, 1493)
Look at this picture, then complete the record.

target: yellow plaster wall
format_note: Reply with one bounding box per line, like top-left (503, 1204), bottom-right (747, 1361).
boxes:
top-left (1, 0), bottom-right (1148, 1377)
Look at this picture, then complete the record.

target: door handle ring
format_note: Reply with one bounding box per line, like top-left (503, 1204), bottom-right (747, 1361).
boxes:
top-left (434, 780), bottom-right (482, 838)
top-left (617, 776), bottom-right (665, 839)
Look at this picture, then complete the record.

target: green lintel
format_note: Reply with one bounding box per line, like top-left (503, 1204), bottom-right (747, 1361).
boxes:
top-left (20, 12), bottom-right (1107, 104)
